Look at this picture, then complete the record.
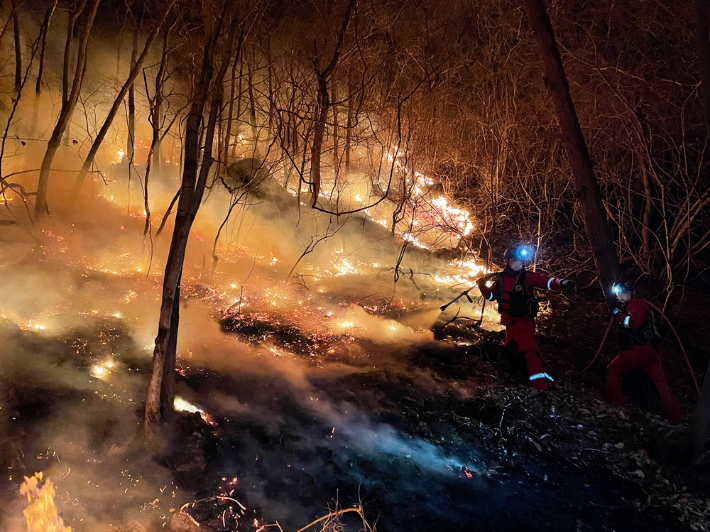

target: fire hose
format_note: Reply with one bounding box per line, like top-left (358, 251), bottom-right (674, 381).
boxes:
top-left (439, 272), bottom-right (501, 312)
top-left (578, 300), bottom-right (700, 397)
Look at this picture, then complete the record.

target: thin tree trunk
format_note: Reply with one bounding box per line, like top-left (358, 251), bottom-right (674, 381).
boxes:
top-left (345, 72), bottom-right (354, 172)
top-left (145, 2), bottom-right (243, 425)
top-left (310, 73), bottom-right (329, 207)
top-left (640, 155), bottom-right (653, 255)
top-left (35, 0), bottom-right (100, 219)
top-left (332, 80), bottom-right (339, 169)
top-left (223, 55), bottom-right (238, 164)
top-left (308, 0), bottom-right (354, 207)
top-left (11, 0), bottom-right (21, 94)
top-left (698, 0), bottom-right (710, 139)
top-left (231, 54), bottom-right (244, 158)
top-left (522, 0), bottom-right (620, 299)
top-left (248, 52), bottom-right (258, 149)
top-left (152, 23), bottom-right (172, 175)
top-left (35, 0), bottom-right (57, 94)
top-left (127, 7), bottom-right (143, 164)
top-left (71, 2), bottom-right (174, 196)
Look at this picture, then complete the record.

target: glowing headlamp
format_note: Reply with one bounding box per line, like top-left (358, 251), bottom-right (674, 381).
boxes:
top-left (611, 283), bottom-right (626, 295)
top-left (516, 246), bottom-right (533, 261)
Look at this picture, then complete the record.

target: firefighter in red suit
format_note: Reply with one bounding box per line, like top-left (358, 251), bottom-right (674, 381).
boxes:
top-left (606, 282), bottom-right (681, 424)
top-left (477, 246), bottom-right (576, 390)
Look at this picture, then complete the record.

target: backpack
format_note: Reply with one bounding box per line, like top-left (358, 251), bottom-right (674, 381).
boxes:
top-left (643, 306), bottom-right (663, 346)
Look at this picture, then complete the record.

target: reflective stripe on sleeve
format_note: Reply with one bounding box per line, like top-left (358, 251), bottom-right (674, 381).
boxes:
top-left (623, 316), bottom-right (631, 327)
top-left (547, 277), bottom-right (555, 290)
top-left (529, 372), bottom-right (554, 382)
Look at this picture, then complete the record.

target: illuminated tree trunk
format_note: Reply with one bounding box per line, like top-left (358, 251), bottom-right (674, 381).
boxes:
top-left (145, 3), bottom-right (244, 425)
top-left (223, 55), bottom-right (238, 165)
top-left (127, 6), bottom-right (143, 164)
top-left (309, 73), bottom-right (329, 207)
top-left (11, 0), bottom-right (21, 94)
top-left (247, 51), bottom-right (258, 150)
top-left (35, 0), bottom-right (57, 94)
top-left (522, 0), bottom-right (620, 299)
top-left (71, 1), bottom-right (175, 197)
top-left (332, 81), bottom-right (339, 168)
top-left (309, 0), bottom-right (354, 207)
top-left (345, 72), bottom-right (354, 172)
top-left (34, 0), bottom-right (100, 219)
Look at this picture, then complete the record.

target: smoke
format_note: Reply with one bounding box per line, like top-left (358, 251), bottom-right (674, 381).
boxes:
top-left (0, 6), bottom-right (496, 530)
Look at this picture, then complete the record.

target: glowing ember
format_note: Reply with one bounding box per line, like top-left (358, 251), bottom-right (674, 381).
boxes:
top-left (19, 472), bottom-right (72, 532)
top-left (90, 359), bottom-right (116, 379)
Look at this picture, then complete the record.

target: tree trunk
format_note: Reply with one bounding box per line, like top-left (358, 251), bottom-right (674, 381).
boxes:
top-left (231, 54), bottom-right (244, 158)
top-left (309, 73), bottom-right (329, 207)
top-left (698, 0), bottom-right (710, 139)
top-left (522, 0), bottom-right (620, 299)
top-left (223, 55), bottom-right (238, 164)
top-left (345, 72), bottom-right (354, 172)
top-left (71, 2), bottom-right (175, 197)
top-left (332, 80), bottom-right (339, 169)
top-left (35, 0), bottom-right (58, 94)
top-left (670, 0), bottom-right (710, 464)
top-left (11, 0), bottom-right (21, 94)
top-left (247, 52), bottom-right (258, 149)
top-left (127, 7), bottom-right (143, 164)
top-left (307, 0), bottom-right (354, 208)
top-left (145, 2), bottom-right (243, 425)
top-left (34, 0), bottom-right (100, 219)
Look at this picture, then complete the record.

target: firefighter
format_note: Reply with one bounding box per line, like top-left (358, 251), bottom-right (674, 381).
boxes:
top-left (477, 245), bottom-right (576, 390)
top-left (606, 281), bottom-right (681, 424)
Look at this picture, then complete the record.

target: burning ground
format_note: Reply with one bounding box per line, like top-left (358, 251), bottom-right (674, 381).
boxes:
top-left (1, 196), bottom-right (710, 532)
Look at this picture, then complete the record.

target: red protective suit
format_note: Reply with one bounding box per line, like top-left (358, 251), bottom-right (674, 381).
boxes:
top-left (606, 299), bottom-right (680, 424)
top-left (479, 269), bottom-right (564, 390)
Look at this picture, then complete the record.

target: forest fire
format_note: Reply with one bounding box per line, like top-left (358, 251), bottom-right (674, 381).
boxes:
top-left (1, 0), bottom-right (709, 531)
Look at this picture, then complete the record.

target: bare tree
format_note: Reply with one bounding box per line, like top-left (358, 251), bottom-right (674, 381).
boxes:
top-left (34, 0), bottom-right (101, 219)
top-left (308, 0), bottom-right (354, 208)
top-left (10, 0), bottom-right (21, 94)
top-left (70, 0), bottom-right (177, 198)
top-left (144, 0), bottom-right (252, 425)
top-left (35, 0), bottom-right (58, 94)
top-left (522, 0), bottom-right (621, 298)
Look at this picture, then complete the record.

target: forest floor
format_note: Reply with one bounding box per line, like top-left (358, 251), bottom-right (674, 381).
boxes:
top-left (1, 215), bottom-right (710, 532)
top-left (170, 286), bottom-right (710, 532)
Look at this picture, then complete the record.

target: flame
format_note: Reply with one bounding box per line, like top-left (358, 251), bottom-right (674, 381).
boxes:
top-left (174, 396), bottom-right (203, 414)
top-left (19, 472), bottom-right (72, 532)
top-left (174, 396), bottom-right (216, 425)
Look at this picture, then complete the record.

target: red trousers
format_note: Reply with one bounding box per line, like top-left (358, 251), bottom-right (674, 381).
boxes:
top-left (505, 317), bottom-right (548, 390)
top-left (606, 344), bottom-right (680, 424)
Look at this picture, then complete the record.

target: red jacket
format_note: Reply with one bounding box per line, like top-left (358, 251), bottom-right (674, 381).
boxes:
top-left (618, 299), bottom-right (649, 329)
top-left (479, 269), bottom-right (563, 325)
top-left (616, 298), bottom-right (655, 349)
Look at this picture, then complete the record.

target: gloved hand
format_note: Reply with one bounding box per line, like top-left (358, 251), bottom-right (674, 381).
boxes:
top-left (561, 279), bottom-right (577, 291)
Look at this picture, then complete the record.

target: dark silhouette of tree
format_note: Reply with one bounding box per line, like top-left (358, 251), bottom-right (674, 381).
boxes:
top-left (34, 0), bottom-right (101, 219)
top-left (144, 0), bottom-right (253, 425)
top-left (522, 0), bottom-right (621, 298)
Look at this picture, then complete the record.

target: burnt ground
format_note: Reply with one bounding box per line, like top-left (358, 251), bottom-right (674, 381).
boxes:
top-left (2, 285), bottom-right (710, 532)
top-left (160, 288), bottom-right (710, 532)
